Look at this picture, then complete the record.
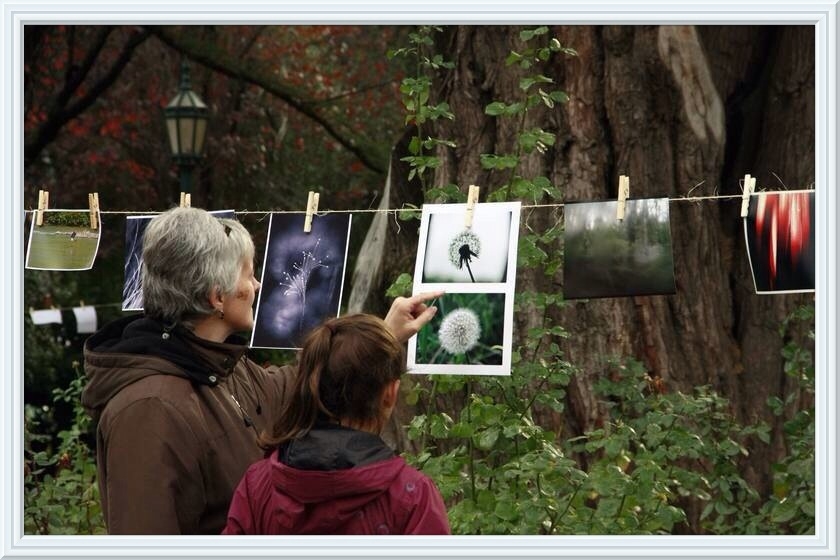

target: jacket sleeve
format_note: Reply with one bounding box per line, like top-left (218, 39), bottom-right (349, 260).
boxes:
top-left (221, 469), bottom-right (255, 534)
top-left (403, 475), bottom-right (451, 535)
top-left (101, 398), bottom-right (204, 534)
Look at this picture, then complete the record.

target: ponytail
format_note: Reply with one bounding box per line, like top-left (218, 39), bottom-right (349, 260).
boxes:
top-left (257, 325), bottom-right (334, 450)
top-left (258, 314), bottom-right (405, 451)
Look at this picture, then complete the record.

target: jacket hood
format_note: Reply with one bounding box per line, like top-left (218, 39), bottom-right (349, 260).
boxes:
top-left (81, 314), bottom-right (249, 418)
top-left (270, 426), bottom-right (405, 532)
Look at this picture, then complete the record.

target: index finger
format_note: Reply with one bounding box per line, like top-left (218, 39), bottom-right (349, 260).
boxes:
top-left (408, 290), bottom-right (445, 305)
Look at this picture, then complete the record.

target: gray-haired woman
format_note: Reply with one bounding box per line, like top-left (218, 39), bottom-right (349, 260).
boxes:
top-left (81, 206), bottom-right (440, 535)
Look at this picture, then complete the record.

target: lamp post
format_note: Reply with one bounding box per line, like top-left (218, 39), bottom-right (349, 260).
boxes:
top-left (164, 59), bottom-right (208, 195)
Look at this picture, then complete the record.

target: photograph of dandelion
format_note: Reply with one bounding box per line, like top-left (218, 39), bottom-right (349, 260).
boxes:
top-left (251, 213), bottom-right (351, 349)
top-left (122, 210), bottom-right (234, 311)
top-left (563, 198), bottom-right (676, 299)
top-left (744, 190), bottom-right (815, 294)
top-left (26, 209), bottom-right (102, 271)
top-left (409, 292), bottom-right (512, 375)
top-left (417, 201), bottom-right (521, 284)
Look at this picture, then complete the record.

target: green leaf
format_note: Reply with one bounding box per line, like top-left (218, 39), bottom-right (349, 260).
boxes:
top-left (408, 136), bottom-right (421, 156)
top-left (385, 273), bottom-right (413, 298)
top-left (494, 499), bottom-right (518, 521)
top-left (505, 51), bottom-right (524, 66)
top-left (397, 203), bottom-right (421, 221)
top-left (485, 102), bottom-right (508, 116)
top-left (426, 183), bottom-right (465, 203)
top-left (549, 90), bottom-right (570, 103)
top-left (770, 499), bottom-right (799, 523)
top-left (476, 427), bottom-right (500, 450)
top-left (520, 26), bottom-right (549, 42)
top-left (479, 154), bottom-right (519, 170)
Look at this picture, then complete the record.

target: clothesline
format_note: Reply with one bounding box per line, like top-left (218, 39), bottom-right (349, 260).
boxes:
top-left (32, 301), bottom-right (123, 312)
top-left (22, 190), bottom-right (812, 215)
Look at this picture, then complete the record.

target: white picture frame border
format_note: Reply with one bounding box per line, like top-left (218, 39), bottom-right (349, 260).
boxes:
top-left (409, 201), bottom-right (521, 376)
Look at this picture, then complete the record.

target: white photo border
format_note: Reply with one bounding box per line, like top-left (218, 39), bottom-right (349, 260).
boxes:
top-left (409, 201), bottom-right (521, 376)
top-left (4, 2), bottom-right (836, 559)
top-left (407, 287), bottom-right (513, 376)
top-left (413, 201), bottom-right (521, 288)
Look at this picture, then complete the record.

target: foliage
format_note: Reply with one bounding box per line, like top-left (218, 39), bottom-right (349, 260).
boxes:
top-left (388, 26), bottom-right (455, 188)
top-left (41, 211), bottom-right (95, 228)
top-left (482, 25), bottom-right (568, 204)
top-left (24, 363), bottom-right (105, 534)
top-left (756, 305), bottom-right (815, 533)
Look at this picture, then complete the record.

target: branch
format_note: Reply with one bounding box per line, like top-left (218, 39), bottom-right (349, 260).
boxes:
top-left (147, 26), bottom-right (387, 175)
top-left (56, 27), bottom-right (113, 108)
top-left (24, 28), bottom-right (151, 166)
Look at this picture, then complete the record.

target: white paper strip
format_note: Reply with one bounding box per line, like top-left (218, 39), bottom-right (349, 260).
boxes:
top-left (72, 306), bottom-right (98, 334)
top-left (29, 308), bottom-right (62, 325)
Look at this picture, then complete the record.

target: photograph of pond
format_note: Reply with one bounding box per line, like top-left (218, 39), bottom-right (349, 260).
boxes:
top-left (564, 198), bottom-right (676, 299)
top-left (744, 190), bottom-right (815, 294)
top-left (251, 212), bottom-right (351, 349)
top-left (25, 210), bottom-right (101, 271)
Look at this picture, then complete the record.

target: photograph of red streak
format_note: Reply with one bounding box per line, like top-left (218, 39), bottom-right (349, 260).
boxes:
top-left (744, 191), bottom-right (815, 293)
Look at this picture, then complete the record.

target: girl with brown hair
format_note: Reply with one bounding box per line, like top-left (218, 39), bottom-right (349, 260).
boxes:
top-left (222, 313), bottom-right (450, 535)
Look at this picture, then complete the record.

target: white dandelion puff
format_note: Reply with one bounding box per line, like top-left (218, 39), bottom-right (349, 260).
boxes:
top-left (448, 230), bottom-right (481, 267)
top-left (438, 308), bottom-right (481, 355)
top-left (448, 230), bottom-right (481, 282)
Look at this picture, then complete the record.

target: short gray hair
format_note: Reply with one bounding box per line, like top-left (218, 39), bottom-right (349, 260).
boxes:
top-left (142, 207), bottom-right (254, 325)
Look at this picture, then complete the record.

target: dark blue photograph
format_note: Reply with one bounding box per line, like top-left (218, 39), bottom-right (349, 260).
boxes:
top-left (250, 213), bottom-right (351, 349)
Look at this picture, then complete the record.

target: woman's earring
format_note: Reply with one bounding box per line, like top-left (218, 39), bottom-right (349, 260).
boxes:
top-left (218, 309), bottom-right (225, 320)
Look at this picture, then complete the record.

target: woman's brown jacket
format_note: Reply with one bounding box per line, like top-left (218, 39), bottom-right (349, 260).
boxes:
top-left (81, 315), bottom-right (295, 534)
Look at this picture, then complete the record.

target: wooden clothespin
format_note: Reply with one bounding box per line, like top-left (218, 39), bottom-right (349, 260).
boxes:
top-left (36, 189), bottom-right (49, 226)
top-left (303, 191), bottom-right (320, 233)
top-left (616, 175), bottom-right (630, 221)
top-left (179, 192), bottom-right (191, 208)
top-left (464, 185), bottom-right (480, 228)
top-left (88, 193), bottom-right (100, 230)
top-left (79, 300), bottom-right (85, 307)
top-left (740, 174), bottom-right (756, 218)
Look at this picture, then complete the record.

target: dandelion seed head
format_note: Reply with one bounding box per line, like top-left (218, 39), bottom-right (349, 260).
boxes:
top-left (437, 308), bottom-right (481, 355)
top-left (448, 230), bottom-right (481, 268)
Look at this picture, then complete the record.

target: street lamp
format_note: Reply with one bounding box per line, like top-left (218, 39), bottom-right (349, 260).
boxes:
top-left (164, 59), bottom-right (208, 195)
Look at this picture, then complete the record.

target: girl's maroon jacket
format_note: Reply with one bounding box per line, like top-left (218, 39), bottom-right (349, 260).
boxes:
top-left (222, 426), bottom-right (450, 535)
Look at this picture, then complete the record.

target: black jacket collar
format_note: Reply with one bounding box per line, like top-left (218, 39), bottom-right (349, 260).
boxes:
top-left (279, 424), bottom-right (395, 471)
top-left (85, 314), bottom-right (249, 387)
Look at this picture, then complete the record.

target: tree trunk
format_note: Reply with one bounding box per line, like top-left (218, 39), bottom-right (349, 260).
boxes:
top-left (349, 24), bottom-right (814, 520)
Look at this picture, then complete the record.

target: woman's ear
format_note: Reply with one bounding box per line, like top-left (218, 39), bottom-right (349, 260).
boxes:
top-left (381, 379), bottom-right (401, 411)
top-left (208, 286), bottom-right (224, 310)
